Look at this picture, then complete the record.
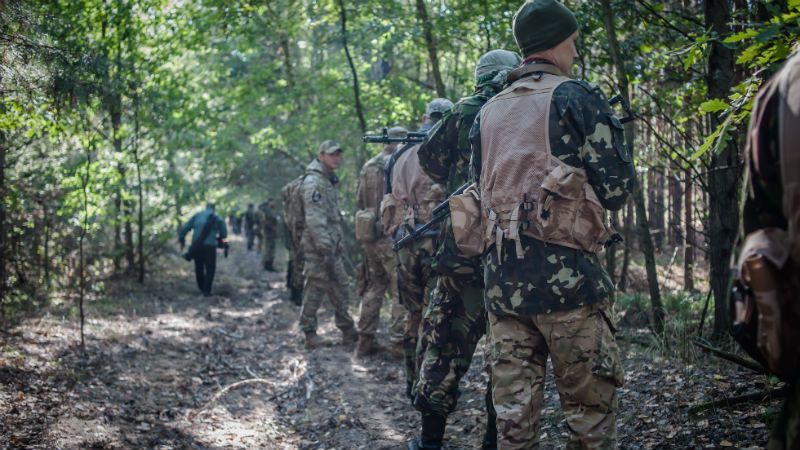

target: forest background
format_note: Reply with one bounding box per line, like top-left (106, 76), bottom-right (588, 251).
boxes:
top-left (1, 0), bottom-right (799, 343)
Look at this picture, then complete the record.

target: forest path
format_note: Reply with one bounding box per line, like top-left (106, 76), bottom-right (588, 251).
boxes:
top-left (0, 236), bottom-right (778, 449)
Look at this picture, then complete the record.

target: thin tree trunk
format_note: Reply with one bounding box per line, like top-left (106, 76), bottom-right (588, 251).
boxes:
top-left (706, 0), bottom-right (741, 338)
top-left (415, 0), bottom-right (446, 97)
top-left (133, 90), bottom-right (144, 284)
top-left (619, 197), bottom-right (634, 292)
top-left (600, 0), bottom-right (664, 334)
top-left (0, 117), bottom-right (6, 307)
top-left (337, 0), bottom-right (367, 169)
top-left (684, 168), bottom-right (695, 291)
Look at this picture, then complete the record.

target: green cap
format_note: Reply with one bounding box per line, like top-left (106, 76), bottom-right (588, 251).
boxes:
top-left (513, 0), bottom-right (578, 57)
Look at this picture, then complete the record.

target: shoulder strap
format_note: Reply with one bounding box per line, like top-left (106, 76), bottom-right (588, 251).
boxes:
top-left (384, 143), bottom-right (415, 195)
top-left (196, 214), bottom-right (217, 244)
top-left (506, 63), bottom-right (566, 84)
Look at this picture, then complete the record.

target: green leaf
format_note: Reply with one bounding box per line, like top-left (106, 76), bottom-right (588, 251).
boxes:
top-left (699, 99), bottom-right (728, 113)
top-left (723, 29), bottom-right (758, 43)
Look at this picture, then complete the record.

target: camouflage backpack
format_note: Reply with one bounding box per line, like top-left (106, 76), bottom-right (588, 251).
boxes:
top-left (281, 175), bottom-right (307, 245)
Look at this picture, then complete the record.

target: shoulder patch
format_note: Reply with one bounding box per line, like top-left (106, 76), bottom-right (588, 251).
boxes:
top-left (311, 190), bottom-right (321, 203)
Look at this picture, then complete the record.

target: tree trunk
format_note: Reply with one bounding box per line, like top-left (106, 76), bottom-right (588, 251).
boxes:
top-left (684, 168), bottom-right (695, 291)
top-left (0, 118), bottom-right (5, 307)
top-left (600, 0), bottom-right (664, 334)
top-left (415, 0), bottom-right (446, 97)
top-left (337, 0), bottom-right (368, 169)
top-left (619, 197), bottom-right (634, 292)
top-left (705, 0), bottom-right (741, 338)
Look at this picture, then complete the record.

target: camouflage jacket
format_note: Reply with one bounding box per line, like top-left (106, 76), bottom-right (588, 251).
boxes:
top-left (470, 75), bottom-right (635, 316)
top-left (357, 152), bottom-right (389, 213)
top-left (301, 158), bottom-right (343, 255)
top-left (417, 83), bottom-right (502, 279)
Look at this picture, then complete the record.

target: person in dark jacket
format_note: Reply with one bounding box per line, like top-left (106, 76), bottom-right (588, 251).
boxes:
top-left (179, 202), bottom-right (228, 296)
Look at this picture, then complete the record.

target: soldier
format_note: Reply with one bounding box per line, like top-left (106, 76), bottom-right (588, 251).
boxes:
top-left (734, 50), bottom-right (800, 450)
top-left (178, 202), bottom-right (228, 296)
top-left (469, 1), bottom-right (635, 448)
top-left (282, 177), bottom-right (306, 305)
top-left (243, 203), bottom-right (257, 251)
top-left (383, 98), bottom-right (452, 401)
top-left (410, 49), bottom-right (521, 450)
top-left (259, 198), bottom-right (279, 272)
top-left (299, 140), bottom-right (358, 349)
top-left (354, 126), bottom-right (409, 357)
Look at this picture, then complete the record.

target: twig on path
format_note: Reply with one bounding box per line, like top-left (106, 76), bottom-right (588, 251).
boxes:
top-left (685, 386), bottom-right (788, 415)
top-left (192, 378), bottom-right (278, 419)
top-left (692, 338), bottom-right (767, 374)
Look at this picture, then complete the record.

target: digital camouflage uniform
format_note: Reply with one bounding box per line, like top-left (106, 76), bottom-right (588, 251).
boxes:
top-left (258, 202), bottom-right (279, 271)
top-left (470, 66), bottom-right (635, 449)
top-left (298, 158), bottom-right (355, 335)
top-left (356, 151), bottom-right (406, 343)
top-left (414, 76), bottom-right (511, 418)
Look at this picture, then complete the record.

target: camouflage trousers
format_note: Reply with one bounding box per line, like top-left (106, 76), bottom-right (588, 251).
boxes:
top-left (769, 381), bottom-right (800, 450)
top-left (488, 302), bottom-right (623, 450)
top-left (260, 234), bottom-right (276, 269)
top-left (396, 236), bottom-right (437, 395)
top-left (357, 238), bottom-right (405, 341)
top-left (299, 251), bottom-right (355, 333)
top-left (413, 274), bottom-right (487, 416)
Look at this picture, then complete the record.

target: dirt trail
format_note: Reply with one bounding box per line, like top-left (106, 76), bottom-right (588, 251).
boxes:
top-left (0, 237), bottom-right (780, 449)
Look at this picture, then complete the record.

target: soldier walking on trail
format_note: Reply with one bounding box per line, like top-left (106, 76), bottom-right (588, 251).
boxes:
top-left (733, 49), bottom-right (800, 450)
top-left (298, 140), bottom-right (358, 349)
top-left (409, 49), bottom-right (521, 450)
top-left (259, 199), bottom-right (279, 272)
top-left (469, 1), bottom-right (635, 448)
top-left (354, 126), bottom-right (409, 358)
top-left (243, 203), bottom-right (257, 251)
top-left (282, 177), bottom-right (306, 305)
top-left (178, 202), bottom-right (228, 296)
top-left (382, 98), bottom-right (452, 401)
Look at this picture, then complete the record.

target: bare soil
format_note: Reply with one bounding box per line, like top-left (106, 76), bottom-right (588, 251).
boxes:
top-left (0, 237), bottom-right (781, 449)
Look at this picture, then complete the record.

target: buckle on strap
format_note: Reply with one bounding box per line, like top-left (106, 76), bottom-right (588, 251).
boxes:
top-left (507, 204), bottom-right (525, 259)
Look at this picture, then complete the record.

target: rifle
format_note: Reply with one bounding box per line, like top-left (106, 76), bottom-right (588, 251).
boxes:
top-left (392, 93), bottom-right (636, 252)
top-left (363, 127), bottom-right (428, 144)
top-left (392, 182), bottom-right (470, 251)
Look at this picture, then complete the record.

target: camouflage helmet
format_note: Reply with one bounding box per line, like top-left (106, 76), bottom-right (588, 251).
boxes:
top-left (425, 98), bottom-right (454, 117)
top-left (474, 49), bottom-right (522, 84)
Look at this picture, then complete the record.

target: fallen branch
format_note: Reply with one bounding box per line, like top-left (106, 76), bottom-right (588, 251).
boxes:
top-left (192, 378), bottom-right (277, 419)
top-left (685, 386), bottom-right (788, 415)
top-left (692, 339), bottom-right (767, 374)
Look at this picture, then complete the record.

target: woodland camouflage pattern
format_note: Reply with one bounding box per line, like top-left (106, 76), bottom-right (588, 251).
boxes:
top-left (470, 79), bottom-right (635, 317)
top-left (413, 81), bottom-right (505, 416)
top-left (282, 177), bottom-right (306, 298)
top-left (488, 302), bottom-right (623, 449)
top-left (257, 202), bottom-right (278, 270)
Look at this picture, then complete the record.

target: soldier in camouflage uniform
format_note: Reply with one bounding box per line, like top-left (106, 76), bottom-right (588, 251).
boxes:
top-left (384, 98), bottom-right (452, 401)
top-left (258, 198), bottom-right (279, 272)
top-left (469, 2), bottom-right (635, 448)
top-left (243, 203), bottom-right (257, 251)
top-left (409, 50), bottom-right (521, 450)
top-left (355, 126), bottom-right (409, 358)
top-left (299, 140), bottom-right (358, 349)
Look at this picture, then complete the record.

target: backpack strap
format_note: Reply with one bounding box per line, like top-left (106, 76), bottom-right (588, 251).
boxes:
top-left (196, 214), bottom-right (218, 245)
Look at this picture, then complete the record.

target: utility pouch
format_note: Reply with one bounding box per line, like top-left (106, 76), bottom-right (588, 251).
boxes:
top-left (730, 228), bottom-right (800, 382)
top-left (355, 209), bottom-right (378, 243)
top-left (450, 183), bottom-right (485, 257)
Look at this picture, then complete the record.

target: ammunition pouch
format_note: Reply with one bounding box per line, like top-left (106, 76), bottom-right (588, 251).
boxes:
top-left (380, 193), bottom-right (398, 237)
top-left (730, 228), bottom-right (800, 382)
top-left (449, 183), bottom-right (485, 257)
top-left (355, 209), bottom-right (379, 243)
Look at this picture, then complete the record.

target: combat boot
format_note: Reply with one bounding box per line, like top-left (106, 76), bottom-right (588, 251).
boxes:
top-left (304, 331), bottom-right (331, 350)
top-left (341, 327), bottom-right (359, 346)
top-left (407, 412), bottom-right (446, 450)
top-left (355, 335), bottom-right (386, 358)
